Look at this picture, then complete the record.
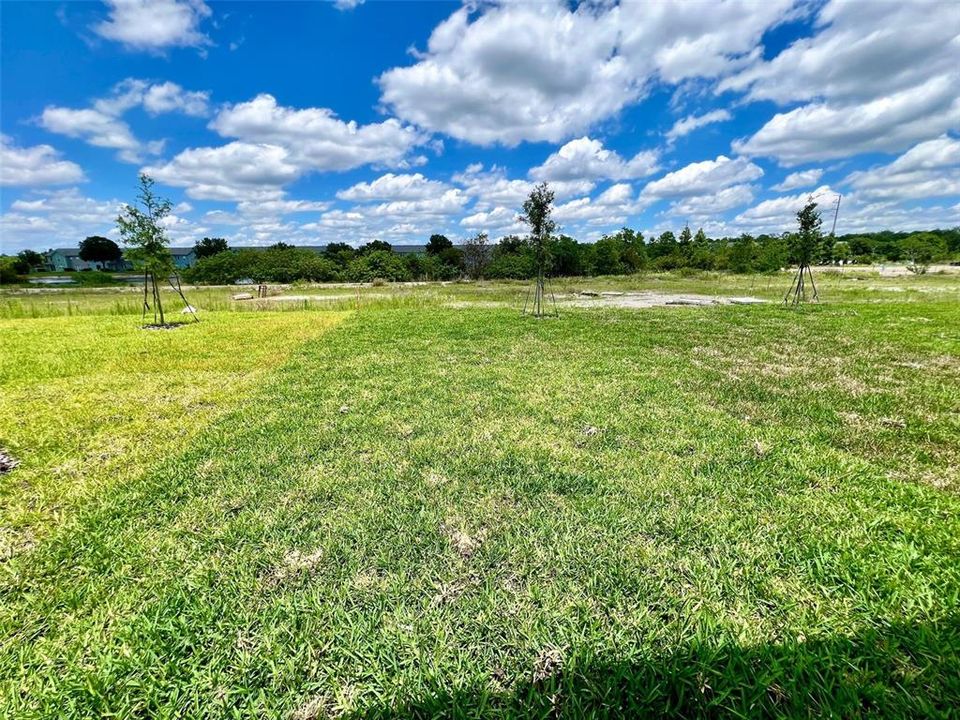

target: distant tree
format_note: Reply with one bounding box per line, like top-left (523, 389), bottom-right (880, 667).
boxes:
top-left (438, 246), bottom-right (465, 275)
top-left (16, 249), bottom-right (45, 272)
top-left (678, 225), bottom-right (693, 262)
top-left (847, 235), bottom-right (874, 262)
top-left (358, 239), bottom-right (392, 255)
top-left (11, 256), bottom-right (30, 275)
top-left (324, 242), bottom-right (356, 267)
top-left (117, 174), bottom-right (175, 325)
top-left (1, 257), bottom-right (21, 284)
top-left (728, 235), bottom-right (756, 273)
top-left (941, 226), bottom-right (960, 254)
top-left (79, 236), bottom-right (122, 268)
top-left (901, 232), bottom-right (946, 274)
top-left (816, 231), bottom-right (835, 265)
top-left (519, 182), bottom-right (557, 316)
top-left (324, 242), bottom-right (354, 257)
top-left (648, 230), bottom-right (677, 260)
top-left (754, 235), bottom-right (788, 272)
top-left (269, 242), bottom-right (294, 250)
top-left (194, 237), bottom-right (229, 259)
top-left (426, 234), bottom-right (453, 255)
top-left (690, 228), bottom-right (713, 269)
top-left (496, 235), bottom-right (527, 255)
top-left (591, 235), bottom-right (624, 275)
top-left (407, 252), bottom-right (460, 281)
top-left (608, 228), bottom-right (646, 272)
top-left (462, 231), bottom-right (490, 279)
top-left (548, 234), bottom-right (586, 276)
top-left (832, 240), bottom-right (851, 264)
top-left (347, 250), bottom-right (410, 282)
top-left (185, 247), bottom-right (339, 284)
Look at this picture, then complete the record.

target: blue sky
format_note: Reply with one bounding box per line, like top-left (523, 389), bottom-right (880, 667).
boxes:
top-left (1, 0), bottom-right (958, 253)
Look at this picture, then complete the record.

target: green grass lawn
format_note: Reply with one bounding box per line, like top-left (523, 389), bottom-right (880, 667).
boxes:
top-left (1, 278), bottom-right (959, 718)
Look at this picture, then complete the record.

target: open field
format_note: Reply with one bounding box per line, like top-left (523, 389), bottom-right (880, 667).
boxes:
top-left (1, 272), bottom-right (959, 717)
top-left (3, 266), bottom-right (959, 319)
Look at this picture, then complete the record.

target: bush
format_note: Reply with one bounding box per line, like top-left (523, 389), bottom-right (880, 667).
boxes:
top-left (346, 250), bottom-right (411, 282)
top-left (901, 233), bottom-right (947, 274)
top-left (184, 251), bottom-right (242, 284)
top-left (486, 251), bottom-right (536, 279)
top-left (185, 248), bottom-right (341, 284)
top-left (405, 253), bottom-right (461, 281)
top-left (0, 257), bottom-right (22, 284)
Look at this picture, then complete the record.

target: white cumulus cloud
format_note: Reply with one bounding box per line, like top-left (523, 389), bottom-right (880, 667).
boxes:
top-left (0, 136), bottom-right (86, 187)
top-left (379, 0), bottom-right (794, 145)
top-left (93, 0), bottom-right (213, 52)
top-left (529, 137), bottom-right (659, 183)
top-left (665, 109), bottom-right (732, 142)
top-left (337, 173), bottom-right (450, 202)
top-left (642, 155), bottom-right (763, 199)
top-left (40, 79), bottom-right (210, 162)
top-left (772, 169), bottom-right (824, 192)
top-left (209, 93), bottom-right (427, 172)
top-left (843, 136), bottom-right (960, 201)
top-left (727, 0), bottom-right (960, 164)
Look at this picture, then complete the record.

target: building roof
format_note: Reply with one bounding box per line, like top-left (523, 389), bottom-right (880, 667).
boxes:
top-left (51, 247), bottom-right (195, 256)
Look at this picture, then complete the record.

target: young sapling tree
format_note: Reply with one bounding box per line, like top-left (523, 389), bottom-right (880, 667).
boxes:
top-left (118, 174), bottom-right (176, 326)
top-left (784, 200), bottom-right (823, 305)
top-left (520, 182), bottom-right (558, 317)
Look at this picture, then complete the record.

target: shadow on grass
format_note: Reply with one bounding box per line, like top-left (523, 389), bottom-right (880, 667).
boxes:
top-left (340, 617), bottom-right (960, 718)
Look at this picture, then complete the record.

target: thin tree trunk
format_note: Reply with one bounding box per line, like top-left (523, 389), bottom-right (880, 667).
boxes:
top-left (153, 272), bottom-right (165, 325)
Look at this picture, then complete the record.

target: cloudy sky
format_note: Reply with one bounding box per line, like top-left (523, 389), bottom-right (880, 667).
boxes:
top-left (1, 0), bottom-right (958, 253)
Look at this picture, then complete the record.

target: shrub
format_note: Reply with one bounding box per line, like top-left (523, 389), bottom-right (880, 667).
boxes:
top-left (0, 257), bottom-right (22, 284)
top-left (185, 248), bottom-right (340, 284)
top-left (901, 233), bottom-right (947, 275)
top-left (486, 251), bottom-right (536, 279)
top-left (347, 250), bottom-right (411, 282)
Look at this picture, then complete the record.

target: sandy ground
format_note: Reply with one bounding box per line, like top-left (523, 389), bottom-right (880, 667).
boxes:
top-left (815, 263), bottom-right (960, 277)
top-left (256, 291), bottom-right (769, 310)
top-left (563, 291), bottom-right (766, 308)
top-left (246, 293), bottom-right (390, 303)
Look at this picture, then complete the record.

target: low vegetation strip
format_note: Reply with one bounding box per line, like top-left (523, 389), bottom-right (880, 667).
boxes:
top-left (2, 303), bottom-right (958, 717)
top-left (0, 311), bottom-right (349, 558)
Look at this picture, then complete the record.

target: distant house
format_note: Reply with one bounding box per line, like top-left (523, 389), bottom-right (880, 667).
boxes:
top-left (47, 248), bottom-right (117, 272)
top-left (46, 247), bottom-right (197, 271)
top-left (170, 247), bottom-right (197, 269)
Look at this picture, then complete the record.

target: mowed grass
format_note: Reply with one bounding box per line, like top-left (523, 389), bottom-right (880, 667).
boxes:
top-left (0, 312), bottom-right (348, 554)
top-left (1, 293), bottom-right (959, 717)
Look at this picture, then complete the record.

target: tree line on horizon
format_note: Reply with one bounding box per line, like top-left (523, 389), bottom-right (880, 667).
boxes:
top-left (3, 223), bottom-right (958, 285)
top-left (180, 224), bottom-right (959, 284)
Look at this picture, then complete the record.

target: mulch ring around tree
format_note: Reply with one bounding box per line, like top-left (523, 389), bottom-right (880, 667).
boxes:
top-left (0, 450), bottom-right (20, 475)
top-left (141, 322), bottom-right (191, 331)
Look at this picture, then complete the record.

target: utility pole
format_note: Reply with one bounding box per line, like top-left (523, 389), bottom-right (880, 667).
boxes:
top-left (830, 194), bottom-right (842, 236)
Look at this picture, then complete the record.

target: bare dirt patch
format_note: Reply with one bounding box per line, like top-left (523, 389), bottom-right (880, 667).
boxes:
top-left (257, 293), bottom-right (389, 304)
top-left (141, 322), bottom-right (190, 331)
top-left (532, 646), bottom-right (565, 683)
top-left (266, 547), bottom-right (325, 587)
top-left (564, 291), bottom-right (765, 309)
top-left (440, 519), bottom-right (486, 558)
top-left (291, 693), bottom-right (339, 720)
